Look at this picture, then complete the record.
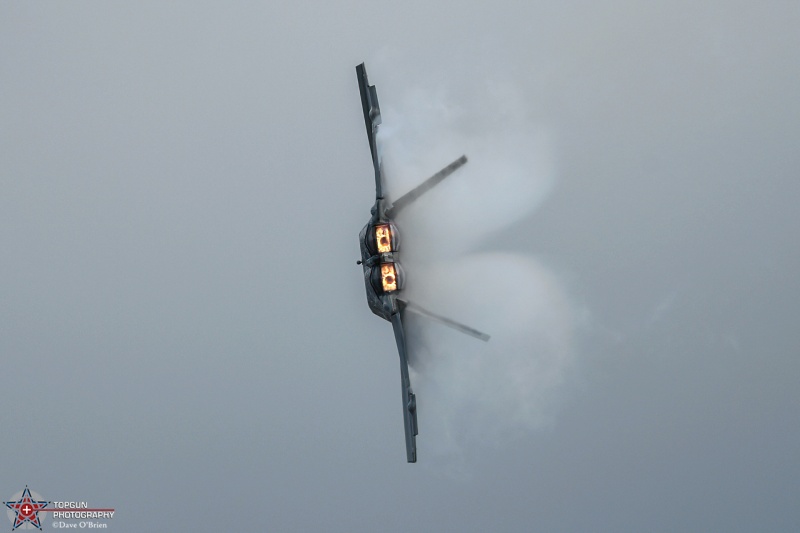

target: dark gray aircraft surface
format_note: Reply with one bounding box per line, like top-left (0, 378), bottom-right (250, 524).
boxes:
top-left (355, 63), bottom-right (490, 463)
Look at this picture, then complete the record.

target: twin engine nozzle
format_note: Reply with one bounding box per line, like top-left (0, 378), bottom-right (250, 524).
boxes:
top-left (366, 222), bottom-right (404, 294)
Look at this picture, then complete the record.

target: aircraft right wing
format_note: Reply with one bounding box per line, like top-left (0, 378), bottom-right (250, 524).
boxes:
top-left (390, 308), bottom-right (418, 463)
top-left (356, 63), bottom-right (384, 199)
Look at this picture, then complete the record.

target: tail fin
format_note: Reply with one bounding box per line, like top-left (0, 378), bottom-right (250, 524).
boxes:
top-left (385, 155), bottom-right (467, 218)
top-left (399, 299), bottom-right (490, 342)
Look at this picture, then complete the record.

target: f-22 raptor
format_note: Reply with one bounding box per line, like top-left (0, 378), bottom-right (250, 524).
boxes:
top-left (355, 63), bottom-right (489, 463)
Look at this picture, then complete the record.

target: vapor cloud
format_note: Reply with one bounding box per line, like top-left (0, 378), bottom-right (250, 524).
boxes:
top-left (377, 71), bottom-right (574, 460)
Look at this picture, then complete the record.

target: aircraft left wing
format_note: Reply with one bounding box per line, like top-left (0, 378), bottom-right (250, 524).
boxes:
top-left (356, 63), bottom-right (384, 199)
top-left (391, 308), bottom-right (418, 463)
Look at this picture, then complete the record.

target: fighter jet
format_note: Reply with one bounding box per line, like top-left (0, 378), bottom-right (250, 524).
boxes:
top-left (355, 63), bottom-right (490, 463)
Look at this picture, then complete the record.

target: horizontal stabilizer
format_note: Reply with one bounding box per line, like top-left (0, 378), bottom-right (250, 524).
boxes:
top-left (400, 299), bottom-right (490, 342)
top-left (385, 155), bottom-right (468, 218)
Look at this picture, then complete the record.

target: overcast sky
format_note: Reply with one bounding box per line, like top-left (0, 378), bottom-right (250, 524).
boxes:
top-left (2, 2), bottom-right (798, 531)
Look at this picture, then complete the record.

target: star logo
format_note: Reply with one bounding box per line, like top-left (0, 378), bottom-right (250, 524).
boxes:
top-left (4, 487), bottom-right (50, 530)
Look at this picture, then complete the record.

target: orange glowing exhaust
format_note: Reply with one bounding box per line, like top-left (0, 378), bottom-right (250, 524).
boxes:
top-left (375, 225), bottom-right (392, 253)
top-left (380, 263), bottom-right (398, 292)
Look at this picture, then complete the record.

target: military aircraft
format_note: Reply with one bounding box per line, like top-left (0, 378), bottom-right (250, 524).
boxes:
top-left (355, 63), bottom-right (490, 463)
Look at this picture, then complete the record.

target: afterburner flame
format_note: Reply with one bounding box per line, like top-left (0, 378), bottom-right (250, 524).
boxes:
top-left (381, 263), bottom-right (398, 292)
top-left (376, 225), bottom-right (392, 253)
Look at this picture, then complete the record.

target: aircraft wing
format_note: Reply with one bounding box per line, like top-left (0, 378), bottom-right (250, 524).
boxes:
top-left (390, 308), bottom-right (418, 463)
top-left (356, 63), bottom-right (384, 199)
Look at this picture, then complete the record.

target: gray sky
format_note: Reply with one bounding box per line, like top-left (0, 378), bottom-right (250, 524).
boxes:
top-left (2, 2), bottom-right (798, 531)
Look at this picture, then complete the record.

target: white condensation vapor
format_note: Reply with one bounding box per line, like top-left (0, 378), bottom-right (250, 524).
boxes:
top-left (405, 255), bottom-right (573, 458)
top-left (376, 71), bottom-right (573, 459)
top-left (379, 79), bottom-right (554, 258)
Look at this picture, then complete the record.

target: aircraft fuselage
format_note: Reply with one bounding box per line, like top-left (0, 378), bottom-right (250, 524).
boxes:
top-left (358, 201), bottom-right (403, 321)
